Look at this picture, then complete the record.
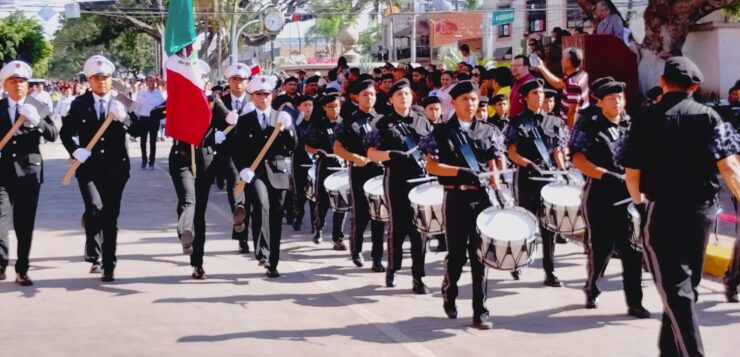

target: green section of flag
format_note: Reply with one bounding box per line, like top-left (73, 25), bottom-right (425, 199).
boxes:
top-left (164, 0), bottom-right (196, 56)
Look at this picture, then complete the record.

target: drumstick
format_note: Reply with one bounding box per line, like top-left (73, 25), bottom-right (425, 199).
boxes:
top-left (300, 164), bottom-right (314, 168)
top-left (529, 176), bottom-right (559, 182)
top-left (316, 149), bottom-right (337, 158)
top-left (233, 122), bottom-right (284, 197)
top-left (540, 170), bottom-right (570, 176)
top-left (327, 167), bottom-right (348, 171)
top-left (613, 197), bottom-right (632, 207)
top-left (62, 114), bottom-right (114, 185)
top-left (0, 116), bottom-right (26, 151)
top-left (404, 146), bottom-right (419, 156)
top-left (407, 176), bottom-right (437, 184)
top-left (476, 169), bottom-right (516, 178)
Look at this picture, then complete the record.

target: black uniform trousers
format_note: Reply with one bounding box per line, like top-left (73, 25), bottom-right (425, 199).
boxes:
top-left (581, 180), bottom-right (643, 306)
top-left (348, 164), bottom-right (385, 260)
top-left (169, 160), bottom-right (213, 268)
top-left (723, 197), bottom-right (739, 288)
top-left (139, 116), bottom-right (159, 165)
top-left (384, 167), bottom-right (427, 279)
top-left (77, 176), bottom-right (128, 272)
top-left (442, 189), bottom-right (490, 320)
top-left (291, 157), bottom-right (316, 229)
top-left (249, 176), bottom-right (287, 269)
top-left (642, 200), bottom-right (717, 357)
top-left (0, 179), bottom-right (40, 275)
top-left (313, 157), bottom-right (345, 241)
top-left (514, 168), bottom-right (556, 274)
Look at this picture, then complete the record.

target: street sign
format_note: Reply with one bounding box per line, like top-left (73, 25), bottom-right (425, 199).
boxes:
top-left (492, 9), bottom-right (515, 26)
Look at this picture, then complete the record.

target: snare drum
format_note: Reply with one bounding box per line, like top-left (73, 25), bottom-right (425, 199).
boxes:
top-left (305, 165), bottom-right (317, 202)
top-left (626, 203), bottom-right (643, 252)
top-left (540, 183), bottom-right (586, 234)
top-left (476, 206), bottom-right (538, 270)
top-left (408, 182), bottom-right (445, 235)
top-left (363, 176), bottom-right (389, 222)
top-left (324, 170), bottom-right (352, 212)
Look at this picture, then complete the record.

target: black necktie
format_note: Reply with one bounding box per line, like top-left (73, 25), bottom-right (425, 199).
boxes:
top-left (99, 100), bottom-right (106, 121)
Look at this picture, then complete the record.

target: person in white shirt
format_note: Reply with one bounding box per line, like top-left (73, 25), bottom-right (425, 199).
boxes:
top-left (134, 76), bottom-right (165, 169)
top-left (30, 81), bottom-right (54, 114)
top-left (459, 44), bottom-right (477, 68)
top-left (53, 86), bottom-right (76, 121)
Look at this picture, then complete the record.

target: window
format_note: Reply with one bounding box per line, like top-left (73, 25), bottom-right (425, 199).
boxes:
top-left (526, 0), bottom-right (546, 33)
top-left (498, 23), bottom-right (511, 38)
top-left (566, 0), bottom-right (588, 28)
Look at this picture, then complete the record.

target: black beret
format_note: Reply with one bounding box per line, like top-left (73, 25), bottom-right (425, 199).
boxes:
top-left (517, 78), bottom-right (545, 96)
top-left (323, 87), bottom-right (338, 94)
top-left (319, 93), bottom-right (340, 106)
top-left (543, 88), bottom-right (558, 98)
top-left (412, 67), bottom-right (427, 75)
top-left (481, 69), bottom-right (495, 81)
top-left (272, 95), bottom-right (292, 110)
top-left (293, 95), bottom-right (313, 107)
top-left (663, 56), bottom-right (703, 85)
top-left (593, 81), bottom-right (626, 99)
top-left (284, 76), bottom-right (299, 83)
top-left (387, 79), bottom-right (411, 97)
top-left (358, 73), bottom-right (374, 82)
top-left (478, 96), bottom-right (489, 107)
top-left (491, 94), bottom-right (508, 105)
top-left (448, 80), bottom-right (477, 99)
top-left (646, 86), bottom-right (663, 101)
top-left (380, 73), bottom-right (394, 81)
top-left (305, 75), bottom-right (320, 84)
top-left (590, 76), bottom-right (614, 93)
top-left (421, 96), bottom-right (441, 107)
top-left (350, 79), bottom-right (375, 95)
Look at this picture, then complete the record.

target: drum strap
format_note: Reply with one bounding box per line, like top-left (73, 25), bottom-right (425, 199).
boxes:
top-left (397, 122), bottom-right (423, 165)
top-left (448, 125), bottom-right (481, 172)
top-left (521, 116), bottom-right (553, 169)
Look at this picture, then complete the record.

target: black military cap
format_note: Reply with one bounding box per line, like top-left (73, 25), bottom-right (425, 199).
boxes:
top-left (478, 96), bottom-right (489, 107)
top-left (284, 76), bottom-right (299, 83)
top-left (323, 87), bottom-right (338, 94)
top-left (421, 96), bottom-right (441, 107)
top-left (593, 81), bottom-right (626, 99)
top-left (305, 75), bottom-right (320, 84)
top-left (350, 79), bottom-right (375, 95)
top-left (590, 76), bottom-right (615, 93)
top-left (481, 69), bottom-right (496, 81)
top-left (543, 88), bottom-right (558, 98)
top-left (646, 86), bottom-right (663, 101)
top-left (358, 73), bottom-right (374, 82)
top-left (448, 80), bottom-right (477, 99)
top-left (319, 93), bottom-right (340, 106)
top-left (663, 56), bottom-right (704, 85)
top-left (491, 93), bottom-right (508, 105)
top-left (411, 66), bottom-right (427, 75)
top-left (517, 78), bottom-right (545, 96)
top-left (387, 79), bottom-right (411, 97)
top-left (293, 95), bottom-right (313, 107)
top-left (380, 73), bottom-right (394, 81)
top-left (272, 95), bottom-right (293, 110)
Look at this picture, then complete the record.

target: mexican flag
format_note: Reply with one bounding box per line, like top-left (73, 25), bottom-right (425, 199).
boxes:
top-left (163, 0), bottom-right (211, 146)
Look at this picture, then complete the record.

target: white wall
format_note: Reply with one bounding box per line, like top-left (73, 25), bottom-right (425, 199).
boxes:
top-left (684, 26), bottom-right (740, 99)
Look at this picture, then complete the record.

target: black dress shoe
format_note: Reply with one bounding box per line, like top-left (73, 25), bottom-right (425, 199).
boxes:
top-left (0, 266), bottom-right (7, 280)
top-left (510, 269), bottom-right (521, 280)
top-left (371, 260), bottom-right (386, 273)
top-left (351, 253), bottom-right (364, 267)
top-left (385, 272), bottom-right (396, 287)
top-left (556, 234), bottom-right (567, 244)
top-left (313, 231), bottom-right (323, 244)
top-left (258, 258), bottom-right (267, 266)
top-left (191, 266), bottom-right (207, 280)
top-left (333, 241), bottom-right (347, 251)
top-left (181, 229), bottom-right (194, 255)
top-left (101, 272), bottom-right (115, 282)
top-left (266, 269), bottom-right (280, 278)
top-left (473, 316), bottom-right (493, 330)
top-left (725, 284), bottom-right (739, 303)
top-left (233, 205), bottom-right (247, 233)
top-left (444, 303), bottom-right (458, 319)
top-left (292, 220), bottom-right (302, 231)
top-left (627, 306), bottom-right (651, 319)
top-left (544, 274), bottom-right (562, 287)
top-left (141, 161), bottom-right (147, 169)
top-left (412, 279), bottom-right (431, 294)
top-left (585, 296), bottom-right (598, 309)
top-left (90, 263), bottom-right (102, 274)
top-left (238, 240), bottom-right (250, 254)
top-left (15, 273), bottom-right (33, 286)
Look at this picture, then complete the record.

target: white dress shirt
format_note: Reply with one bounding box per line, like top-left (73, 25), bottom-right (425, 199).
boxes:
top-left (134, 89), bottom-right (165, 117)
top-left (92, 92), bottom-right (113, 120)
top-left (7, 96), bottom-right (26, 125)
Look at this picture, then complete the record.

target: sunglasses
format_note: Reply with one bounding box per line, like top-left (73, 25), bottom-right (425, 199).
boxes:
top-left (472, 73), bottom-right (480, 77)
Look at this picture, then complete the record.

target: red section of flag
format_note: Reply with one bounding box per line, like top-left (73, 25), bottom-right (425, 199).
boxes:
top-left (250, 64), bottom-right (261, 76)
top-left (718, 212), bottom-right (738, 224)
top-left (164, 68), bottom-right (211, 146)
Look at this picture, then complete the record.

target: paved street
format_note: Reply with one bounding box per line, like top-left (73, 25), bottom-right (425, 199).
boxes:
top-left (1, 140), bottom-right (738, 357)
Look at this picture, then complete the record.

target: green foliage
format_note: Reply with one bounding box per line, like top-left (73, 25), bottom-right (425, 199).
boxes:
top-left (0, 12), bottom-right (53, 76)
top-left (723, 2), bottom-right (740, 21)
top-left (465, 0), bottom-right (482, 10)
top-left (358, 23), bottom-right (380, 55)
top-left (437, 45), bottom-right (461, 71)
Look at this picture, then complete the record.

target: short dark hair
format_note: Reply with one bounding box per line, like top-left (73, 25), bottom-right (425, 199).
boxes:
top-left (328, 68), bottom-right (338, 81)
top-left (514, 55), bottom-right (530, 67)
top-left (563, 47), bottom-right (583, 68)
top-left (493, 67), bottom-right (513, 87)
top-left (459, 44), bottom-right (470, 53)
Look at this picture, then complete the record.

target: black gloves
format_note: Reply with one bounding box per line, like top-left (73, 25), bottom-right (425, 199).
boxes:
top-left (601, 171), bottom-right (625, 186)
top-left (528, 162), bottom-right (544, 176)
top-left (388, 150), bottom-right (410, 161)
top-left (456, 167), bottom-right (479, 182)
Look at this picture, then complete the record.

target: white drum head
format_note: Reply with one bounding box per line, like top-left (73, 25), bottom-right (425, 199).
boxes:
top-left (308, 165), bottom-right (316, 180)
top-left (477, 207), bottom-right (537, 242)
top-left (541, 183), bottom-right (582, 207)
top-left (363, 176), bottom-right (384, 196)
top-left (408, 183), bottom-right (444, 206)
top-left (324, 171), bottom-right (350, 191)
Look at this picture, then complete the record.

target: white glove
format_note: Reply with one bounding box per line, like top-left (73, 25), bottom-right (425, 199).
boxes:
top-left (277, 111), bottom-right (293, 131)
top-left (214, 130), bottom-right (226, 144)
top-left (109, 101), bottom-right (128, 122)
top-left (72, 148), bottom-right (91, 163)
top-left (19, 104), bottom-right (41, 126)
top-left (243, 102), bottom-right (256, 114)
top-left (239, 167), bottom-right (256, 183)
top-left (225, 110), bottom-right (239, 125)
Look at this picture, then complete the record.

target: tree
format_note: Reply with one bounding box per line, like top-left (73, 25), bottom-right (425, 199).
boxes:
top-left (358, 23), bottom-right (381, 55)
top-left (574, 0), bottom-right (740, 93)
top-left (305, 0), bottom-right (374, 57)
top-left (0, 12), bottom-right (53, 76)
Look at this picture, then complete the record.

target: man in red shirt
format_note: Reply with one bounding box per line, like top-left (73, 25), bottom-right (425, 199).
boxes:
top-left (509, 55), bottom-right (535, 117)
top-left (535, 47), bottom-right (590, 128)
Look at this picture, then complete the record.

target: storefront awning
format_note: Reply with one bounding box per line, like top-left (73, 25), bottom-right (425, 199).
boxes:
top-left (426, 12), bottom-right (482, 47)
top-left (493, 47), bottom-right (512, 61)
top-left (394, 21), bottom-right (430, 38)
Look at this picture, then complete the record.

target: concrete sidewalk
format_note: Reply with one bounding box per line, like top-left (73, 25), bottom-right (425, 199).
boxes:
top-left (1, 140), bottom-right (738, 357)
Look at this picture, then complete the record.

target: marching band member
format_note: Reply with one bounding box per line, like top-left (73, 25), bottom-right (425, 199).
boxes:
top-left (0, 60), bottom-right (58, 286)
top-left (229, 75), bottom-right (296, 277)
top-left (423, 80), bottom-right (506, 330)
top-left (569, 81), bottom-right (649, 317)
top-left (60, 55), bottom-right (142, 282)
top-left (504, 78), bottom-right (569, 287)
top-left (366, 79), bottom-right (433, 294)
top-left (333, 79), bottom-right (386, 270)
top-left (291, 95), bottom-right (316, 232)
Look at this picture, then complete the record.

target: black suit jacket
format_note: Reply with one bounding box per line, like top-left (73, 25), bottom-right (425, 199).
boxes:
top-left (59, 91), bottom-right (142, 180)
top-left (0, 98), bottom-right (58, 185)
top-left (229, 109), bottom-right (297, 190)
